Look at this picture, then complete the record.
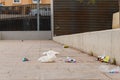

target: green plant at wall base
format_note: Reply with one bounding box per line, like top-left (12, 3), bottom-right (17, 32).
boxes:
top-left (112, 58), bottom-right (116, 65)
top-left (89, 51), bottom-right (94, 56)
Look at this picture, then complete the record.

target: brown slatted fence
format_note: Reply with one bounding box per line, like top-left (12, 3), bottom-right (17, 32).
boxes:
top-left (53, 0), bottom-right (119, 36)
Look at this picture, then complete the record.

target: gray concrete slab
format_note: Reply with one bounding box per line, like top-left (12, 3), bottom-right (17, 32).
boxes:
top-left (0, 40), bottom-right (119, 80)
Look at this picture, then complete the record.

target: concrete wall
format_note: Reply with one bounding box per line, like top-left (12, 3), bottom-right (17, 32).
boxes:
top-left (53, 29), bottom-right (120, 65)
top-left (0, 31), bottom-right (52, 40)
top-left (112, 12), bottom-right (119, 29)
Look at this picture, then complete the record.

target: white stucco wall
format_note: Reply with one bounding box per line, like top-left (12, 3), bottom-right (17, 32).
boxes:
top-left (53, 29), bottom-right (120, 65)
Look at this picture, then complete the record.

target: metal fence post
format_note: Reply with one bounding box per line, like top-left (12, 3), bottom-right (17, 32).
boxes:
top-left (37, 0), bottom-right (40, 31)
top-left (118, 0), bottom-right (120, 27)
top-left (51, 0), bottom-right (54, 39)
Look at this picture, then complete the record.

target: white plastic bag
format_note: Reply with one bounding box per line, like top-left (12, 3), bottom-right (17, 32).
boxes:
top-left (38, 50), bottom-right (59, 63)
top-left (42, 50), bottom-right (59, 56)
top-left (38, 54), bottom-right (56, 63)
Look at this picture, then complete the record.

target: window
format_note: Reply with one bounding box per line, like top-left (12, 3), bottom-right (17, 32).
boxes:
top-left (33, 0), bottom-right (41, 3)
top-left (0, 4), bottom-right (3, 6)
top-left (14, 0), bottom-right (21, 3)
top-left (33, 0), bottom-right (37, 2)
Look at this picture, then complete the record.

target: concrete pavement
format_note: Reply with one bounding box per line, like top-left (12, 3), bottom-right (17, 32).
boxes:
top-left (0, 40), bottom-right (119, 80)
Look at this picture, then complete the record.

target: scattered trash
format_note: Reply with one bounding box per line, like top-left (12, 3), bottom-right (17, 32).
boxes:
top-left (97, 55), bottom-right (105, 61)
top-left (65, 57), bottom-right (76, 63)
top-left (22, 58), bottom-right (29, 62)
top-left (99, 65), bottom-right (120, 74)
top-left (103, 56), bottom-right (110, 63)
top-left (109, 66), bottom-right (120, 73)
top-left (38, 54), bottom-right (56, 63)
top-left (97, 55), bottom-right (110, 63)
top-left (38, 50), bottom-right (59, 63)
top-left (42, 50), bottom-right (59, 55)
top-left (63, 45), bottom-right (69, 48)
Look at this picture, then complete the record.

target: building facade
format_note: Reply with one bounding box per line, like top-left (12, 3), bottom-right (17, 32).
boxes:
top-left (0, 0), bottom-right (50, 6)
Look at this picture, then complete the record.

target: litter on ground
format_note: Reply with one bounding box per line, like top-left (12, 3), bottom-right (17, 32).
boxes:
top-left (63, 45), bottom-right (69, 48)
top-left (99, 65), bottom-right (120, 73)
top-left (97, 55), bottom-right (110, 63)
top-left (109, 66), bottom-right (120, 73)
top-left (22, 57), bottom-right (29, 62)
top-left (65, 57), bottom-right (76, 63)
top-left (103, 56), bottom-right (110, 63)
top-left (38, 50), bottom-right (59, 63)
top-left (42, 50), bottom-right (59, 55)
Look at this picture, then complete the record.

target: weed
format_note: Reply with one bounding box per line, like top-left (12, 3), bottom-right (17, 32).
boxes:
top-left (112, 58), bottom-right (116, 65)
top-left (89, 51), bottom-right (94, 56)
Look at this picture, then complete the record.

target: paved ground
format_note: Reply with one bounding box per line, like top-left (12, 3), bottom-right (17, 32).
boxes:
top-left (0, 40), bottom-right (120, 80)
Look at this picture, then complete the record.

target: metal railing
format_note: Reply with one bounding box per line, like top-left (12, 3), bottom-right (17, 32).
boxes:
top-left (0, 4), bottom-right (51, 31)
